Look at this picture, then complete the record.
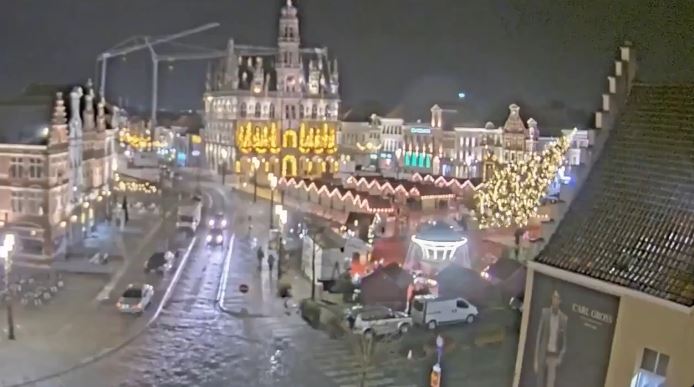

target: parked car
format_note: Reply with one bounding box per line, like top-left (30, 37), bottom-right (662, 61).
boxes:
top-left (411, 295), bottom-right (478, 330)
top-left (509, 296), bottom-right (524, 312)
top-left (116, 284), bottom-right (154, 314)
top-left (208, 212), bottom-right (228, 229)
top-left (351, 305), bottom-right (412, 337)
top-left (144, 251), bottom-right (174, 273)
top-left (206, 229), bottom-right (224, 247)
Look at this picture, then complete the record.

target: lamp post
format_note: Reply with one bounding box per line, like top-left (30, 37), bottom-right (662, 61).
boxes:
top-left (268, 173), bottom-right (277, 230)
top-left (2, 234), bottom-right (16, 340)
top-left (251, 157), bottom-right (260, 203)
top-left (220, 148), bottom-right (229, 186)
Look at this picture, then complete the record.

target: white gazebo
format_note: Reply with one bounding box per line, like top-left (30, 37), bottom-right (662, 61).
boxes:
top-left (405, 221), bottom-right (470, 274)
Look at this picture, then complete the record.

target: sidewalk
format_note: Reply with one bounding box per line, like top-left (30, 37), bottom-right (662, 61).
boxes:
top-left (0, 196), bottom-right (174, 386)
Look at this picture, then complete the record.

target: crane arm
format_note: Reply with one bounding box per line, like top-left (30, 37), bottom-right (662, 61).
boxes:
top-left (98, 22), bottom-right (220, 60)
top-left (157, 51), bottom-right (226, 62)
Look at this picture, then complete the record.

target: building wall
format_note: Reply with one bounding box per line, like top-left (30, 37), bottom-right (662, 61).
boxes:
top-left (515, 265), bottom-right (694, 387)
top-left (606, 295), bottom-right (694, 387)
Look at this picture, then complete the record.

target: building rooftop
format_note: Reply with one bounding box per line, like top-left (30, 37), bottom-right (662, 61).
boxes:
top-left (536, 83), bottom-right (694, 306)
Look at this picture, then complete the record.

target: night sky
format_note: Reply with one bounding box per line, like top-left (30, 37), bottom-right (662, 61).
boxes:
top-left (1, 0), bottom-right (693, 129)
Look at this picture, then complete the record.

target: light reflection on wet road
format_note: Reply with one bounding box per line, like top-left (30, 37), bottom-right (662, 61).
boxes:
top-left (43, 183), bottom-right (334, 387)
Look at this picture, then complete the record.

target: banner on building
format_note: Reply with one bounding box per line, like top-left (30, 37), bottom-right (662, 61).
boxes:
top-left (519, 272), bottom-right (619, 387)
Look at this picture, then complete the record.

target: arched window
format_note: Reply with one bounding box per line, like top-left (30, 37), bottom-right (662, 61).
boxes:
top-left (239, 103), bottom-right (246, 118)
top-left (254, 103), bottom-right (261, 118)
top-left (269, 104), bottom-right (275, 119)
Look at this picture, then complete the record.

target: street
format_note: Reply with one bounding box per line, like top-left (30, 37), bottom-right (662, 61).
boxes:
top-left (6, 170), bottom-right (517, 387)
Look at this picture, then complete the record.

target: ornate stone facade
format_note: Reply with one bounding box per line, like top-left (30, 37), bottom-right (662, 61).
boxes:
top-left (203, 0), bottom-right (340, 179)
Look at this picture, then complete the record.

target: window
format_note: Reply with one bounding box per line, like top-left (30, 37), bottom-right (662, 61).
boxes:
top-left (291, 105), bottom-right (296, 119)
top-left (11, 192), bottom-right (22, 213)
top-left (269, 104), bottom-right (275, 119)
top-left (299, 104), bottom-right (304, 119)
top-left (456, 299), bottom-right (468, 308)
top-left (10, 157), bottom-right (23, 178)
top-left (285, 105), bottom-right (290, 119)
top-left (239, 103), bottom-right (247, 118)
top-left (254, 103), bottom-right (261, 118)
top-left (29, 158), bottom-right (43, 179)
top-left (413, 300), bottom-right (424, 312)
top-left (632, 348), bottom-right (668, 387)
top-left (311, 104), bottom-right (317, 119)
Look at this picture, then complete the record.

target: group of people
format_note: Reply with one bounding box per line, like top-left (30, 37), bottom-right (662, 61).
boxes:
top-left (256, 247), bottom-right (275, 272)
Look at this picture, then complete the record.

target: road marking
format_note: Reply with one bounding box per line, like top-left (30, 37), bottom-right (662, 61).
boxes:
top-left (216, 233), bottom-right (236, 309)
top-left (95, 219), bottom-right (163, 302)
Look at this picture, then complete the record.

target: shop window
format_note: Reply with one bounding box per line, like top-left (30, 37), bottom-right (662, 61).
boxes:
top-left (631, 348), bottom-right (668, 387)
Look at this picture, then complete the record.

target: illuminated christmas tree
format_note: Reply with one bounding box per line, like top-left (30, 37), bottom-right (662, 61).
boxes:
top-left (474, 130), bottom-right (575, 229)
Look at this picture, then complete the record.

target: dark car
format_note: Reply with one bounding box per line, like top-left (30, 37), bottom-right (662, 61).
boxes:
top-left (144, 252), bottom-right (174, 273)
top-left (207, 212), bottom-right (227, 230)
top-left (206, 228), bottom-right (224, 247)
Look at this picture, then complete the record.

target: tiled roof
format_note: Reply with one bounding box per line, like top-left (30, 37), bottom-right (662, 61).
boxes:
top-left (536, 84), bottom-right (694, 306)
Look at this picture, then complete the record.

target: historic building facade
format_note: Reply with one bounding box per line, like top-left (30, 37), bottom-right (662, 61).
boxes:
top-left (0, 81), bottom-right (118, 259)
top-left (341, 103), bottom-right (591, 180)
top-left (203, 0), bottom-right (340, 180)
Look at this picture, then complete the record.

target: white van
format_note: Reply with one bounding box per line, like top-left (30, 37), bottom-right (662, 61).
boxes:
top-left (411, 295), bottom-right (478, 330)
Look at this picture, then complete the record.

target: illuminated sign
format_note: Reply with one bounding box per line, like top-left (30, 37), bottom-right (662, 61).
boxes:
top-left (410, 128), bottom-right (431, 134)
top-left (379, 152), bottom-right (392, 159)
top-left (191, 135), bottom-right (202, 144)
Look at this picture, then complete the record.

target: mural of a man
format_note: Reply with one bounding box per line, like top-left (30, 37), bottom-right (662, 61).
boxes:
top-left (534, 290), bottom-right (568, 387)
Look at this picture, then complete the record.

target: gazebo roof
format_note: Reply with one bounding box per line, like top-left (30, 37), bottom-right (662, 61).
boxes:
top-left (413, 221), bottom-right (466, 243)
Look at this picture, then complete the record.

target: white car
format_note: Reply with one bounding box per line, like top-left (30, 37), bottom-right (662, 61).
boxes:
top-left (116, 284), bottom-right (154, 314)
top-left (411, 295), bottom-right (478, 329)
top-left (351, 306), bottom-right (412, 337)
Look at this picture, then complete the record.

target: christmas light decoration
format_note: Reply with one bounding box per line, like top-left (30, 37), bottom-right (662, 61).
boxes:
top-left (118, 129), bottom-right (163, 150)
top-left (298, 123), bottom-right (337, 154)
top-left (237, 121), bottom-right (281, 154)
top-left (474, 129), bottom-right (575, 229)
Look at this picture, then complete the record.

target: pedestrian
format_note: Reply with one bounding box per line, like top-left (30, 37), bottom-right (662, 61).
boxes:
top-left (256, 247), bottom-right (264, 270)
top-left (267, 254), bottom-right (275, 272)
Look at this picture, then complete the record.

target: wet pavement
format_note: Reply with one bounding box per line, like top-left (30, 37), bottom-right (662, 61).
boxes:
top-left (28, 174), bottom-right (517, 387)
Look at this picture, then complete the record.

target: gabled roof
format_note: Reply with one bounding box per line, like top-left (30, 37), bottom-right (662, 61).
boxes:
top-left (361, 262), bottom-right (411, 290)
top-left (536, 84), bottom-right (694, 307)
top-left (502, 103), bottom-right (527, 134)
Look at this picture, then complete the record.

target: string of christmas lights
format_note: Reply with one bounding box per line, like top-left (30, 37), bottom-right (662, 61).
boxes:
top-left (474, 129), bottom-right (575, 229)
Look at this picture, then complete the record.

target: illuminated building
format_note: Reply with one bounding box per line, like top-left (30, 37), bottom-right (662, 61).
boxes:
top-left (203, 0), bottom-right (340, 180)
top-left (0, 81), bottom-right (119, 258)
top-left (401, 104), bottom-right (584, 178)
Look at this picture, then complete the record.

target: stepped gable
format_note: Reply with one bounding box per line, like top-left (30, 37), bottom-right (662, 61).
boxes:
top-left (536, 83), bottom-right (694, 306)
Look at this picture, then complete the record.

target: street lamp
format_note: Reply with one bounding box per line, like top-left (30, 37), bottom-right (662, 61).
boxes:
top-left (251, 157), bottom-right (260, 203)
top-left (268, 173), bottom-right (279, 280)
top-left (2, 234), bottom-right (16, 340)
top-left (220, 148), bottom-right (229, 186)
top-left (268, 173), bottom-right (277, 230)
